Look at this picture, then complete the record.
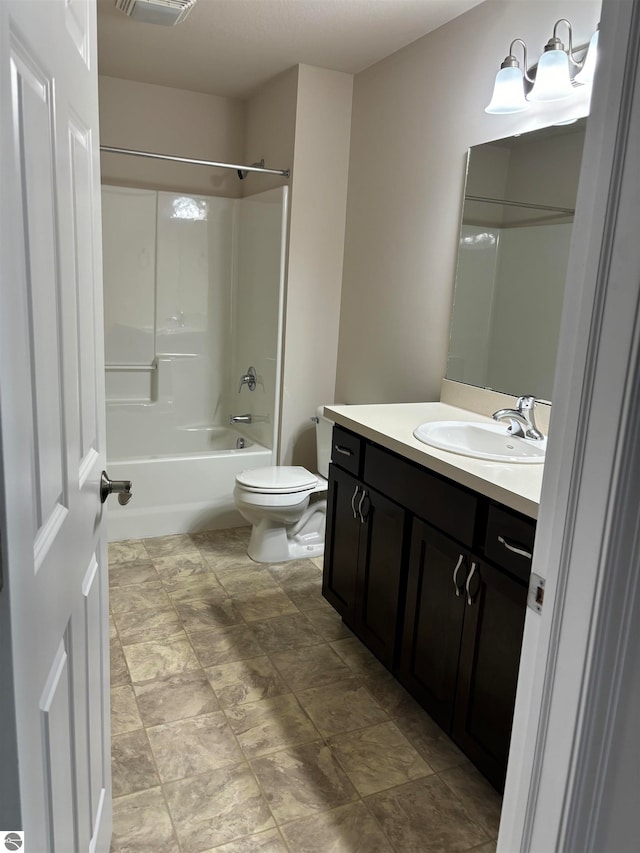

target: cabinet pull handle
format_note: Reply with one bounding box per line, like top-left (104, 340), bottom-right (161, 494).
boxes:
top-left (334, 444), bottom-right (353, 457)
top-left (350, 485), bottom-right (360, 519)
top-left (498, 535), bottom-right (532, 561)
top-left (357, 490), bottom-right (368, 524)
top-left (466, 562), bottom-right (478, 606)
top-left (452, 554), bottom-right (465, 597)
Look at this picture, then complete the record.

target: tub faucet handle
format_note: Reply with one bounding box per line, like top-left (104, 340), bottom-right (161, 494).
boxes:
top-left (238, 366), bottom-right (257, 393)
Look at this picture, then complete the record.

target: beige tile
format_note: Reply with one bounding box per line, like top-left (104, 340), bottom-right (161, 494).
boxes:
top-left (111, 729), bottom-right (159, 798)
top-left (123, 635), bottom-right (199, 683)
top-left (109, 559), bottom-right (158, 588)
top-left (468, 843), bottom-right (497, 853)
top-left (109, 615), bottom-right (117, 640)
top-left (225, 694), bottom-right (319, 759)
top-left (175, 595), bottom-right (243, 633)
top-left (217, 567), bottom-right (280, 596)
top-left (296, 677), bottom-right (388, 738)
top-left (394, 705), bottom-right (467, 773)
top-left (110, 638), bottom-right (131, 687)
top-left (165, 763), bottom-right (274, 851)
top-left (109, 540), bottom-right (147, 566)
top-left (191, 624), bottom-right (265, 667)
top-left (250, 740), bottom-right (358, 824)
top-left (165, 572), bottom-right (224, 600)
top-left (359, 667), bottom-right (421, 719)
top-left (111, 786), bottom-right (178, 853)
top-left (281, 579), bottom-right (328, 613)
top-left (134, 670), bottom-right (219, 727)
top-left (249, 613), bottom-right (323, 654)
top-left (365, 774), bottom-right (489, 852)
top-left (270, 644), bottom-right (352, 692)
top-left (204, 656), bottom-right (289, 708)
top-left (329, 637), bottom-right (386, 677)
top-left (266, 559), bottom-right (321, 587)
top-left (114, 605), bottom-right (183, 646)
top-left (440, 763), bottom-right (503, 839)
top-left (232, 587), bottom-right (298, 622)
top-left (153, 551), bottom-right (213, 584)
top-left (143, 533), bottom-right (201, 559)
top-left (304, 607), bottom-right (353, 642)
top-left (328, 721), bottom-right (433, 796)
top-left (280, 801), bottom-right (393, 853)
top-left (111, 684), bottom-right (143, 735)
top-left (191, 528), bottom-right (250, 561)
top-left (109, 580), bottom-right (172, 614)
top-left (147, 711), bottom-right (244, 782)
top-left (200, 828), bottom-right (287, 852)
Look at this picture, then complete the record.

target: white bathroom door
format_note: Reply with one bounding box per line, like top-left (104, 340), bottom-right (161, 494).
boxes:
top-left (0, 1), bottom-right (111, 851)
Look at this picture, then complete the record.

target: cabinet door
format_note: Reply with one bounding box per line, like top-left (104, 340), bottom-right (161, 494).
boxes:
top-left (453, 559), bottom-right (528, 791)
top-left (322, 465), bottom-right (362, 628)
top-left (399, 519), bottom-right (468, 730)
top-left (356, 487), bottom-right (406, 669)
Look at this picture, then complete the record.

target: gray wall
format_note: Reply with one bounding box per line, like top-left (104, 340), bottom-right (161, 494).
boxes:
top-left (335, 0), bottom-right (600, 404)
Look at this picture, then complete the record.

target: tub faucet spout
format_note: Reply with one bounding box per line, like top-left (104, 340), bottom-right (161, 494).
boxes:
top-left (229, 414), bottom-right (252, 425)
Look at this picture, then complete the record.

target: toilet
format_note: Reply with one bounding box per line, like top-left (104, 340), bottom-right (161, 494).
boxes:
top-left (233, 407), bottom-right (333, 563)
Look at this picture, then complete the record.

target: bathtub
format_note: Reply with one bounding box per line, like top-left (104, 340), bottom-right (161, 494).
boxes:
top-left (106, 422), bottom-right (273, 541)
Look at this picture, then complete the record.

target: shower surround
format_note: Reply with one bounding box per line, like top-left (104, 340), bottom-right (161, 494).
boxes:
top-left (102, 185), bottom-right (287, 540)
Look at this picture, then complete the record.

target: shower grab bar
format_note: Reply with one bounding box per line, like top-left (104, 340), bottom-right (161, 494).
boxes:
top-left (100, 145), bottom-right (290, 179)
top-left (105, 362), bottom-right (157, 372)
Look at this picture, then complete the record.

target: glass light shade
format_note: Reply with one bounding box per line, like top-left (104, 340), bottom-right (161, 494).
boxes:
top-left (575, 29), bottom-right (599, 85)
top-left (529, 49), bottom-right (574, 101)
top-left (485, 66), bottom-right (529, 114)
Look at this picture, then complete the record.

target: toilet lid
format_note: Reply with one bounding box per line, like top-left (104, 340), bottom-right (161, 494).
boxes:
top-left (236, 466), bottom-right (318, 493)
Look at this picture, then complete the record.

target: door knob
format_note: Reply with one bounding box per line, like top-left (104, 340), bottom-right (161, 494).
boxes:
top-left (100, 471), bottom-right (133, 505)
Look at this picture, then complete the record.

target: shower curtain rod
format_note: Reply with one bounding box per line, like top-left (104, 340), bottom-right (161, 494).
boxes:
top-left (99, 145), bottom-right (290, 178)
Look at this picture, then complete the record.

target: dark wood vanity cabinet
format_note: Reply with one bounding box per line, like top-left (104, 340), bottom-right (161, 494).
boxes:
top-left (323, 423), bottom-right (535, 791)
top-left (323, 433), bottom-right (406, 668)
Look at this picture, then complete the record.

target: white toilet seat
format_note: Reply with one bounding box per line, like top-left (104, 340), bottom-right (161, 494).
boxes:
top-left (236, 465), bottom-right (318, 494)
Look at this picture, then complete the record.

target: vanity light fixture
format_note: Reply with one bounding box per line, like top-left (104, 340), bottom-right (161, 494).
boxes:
top-left (485, 39), bottom-right (531, 114)
top-left (485, 19), bottom-right (599, 114)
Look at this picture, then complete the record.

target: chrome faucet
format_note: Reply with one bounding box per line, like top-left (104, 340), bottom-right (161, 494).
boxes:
top-left (492, 395), bottom-right (544, 441)
top-left (229, 414), bottom-right (252, 425)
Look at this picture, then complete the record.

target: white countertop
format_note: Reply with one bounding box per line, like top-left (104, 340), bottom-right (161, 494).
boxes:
top-left (324, 402), bottom-right (543, 519)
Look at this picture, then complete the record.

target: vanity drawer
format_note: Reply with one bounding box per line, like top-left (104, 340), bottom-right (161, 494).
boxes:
top-left (330, 426), bottom-right (363, 477)
top-left (364, 445), bottom-right (477, 547)
top-left (484, 503), bottom-right (536, 584)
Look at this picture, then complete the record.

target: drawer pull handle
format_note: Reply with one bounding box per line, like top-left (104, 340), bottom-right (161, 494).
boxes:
top-left (466, 562), bottom-right (478, 606)
top-left (357, 490), bottom-right (368, 524)
top-left (334, 444), bottom-right (353, 457)
top-left (498, 535), bottom-right (533, 561)
top-left (452, 554), bottom-right (465, 597)
top-left (351, 485), bottom-right (360, 519)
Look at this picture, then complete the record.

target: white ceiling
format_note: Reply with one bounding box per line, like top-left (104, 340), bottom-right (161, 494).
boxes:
top-left (97, 0), bottom-right (483, 100)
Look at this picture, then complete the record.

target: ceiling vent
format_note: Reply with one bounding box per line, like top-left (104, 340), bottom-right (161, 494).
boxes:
top-left (115, 0), bottom-right (198, 26)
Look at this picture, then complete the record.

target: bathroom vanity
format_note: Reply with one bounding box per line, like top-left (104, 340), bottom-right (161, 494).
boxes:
top-left (322, 402), bottom-right (542, 792)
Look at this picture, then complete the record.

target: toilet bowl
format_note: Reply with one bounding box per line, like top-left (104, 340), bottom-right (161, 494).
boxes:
top-left (233, 408), bottom-right (333, 563)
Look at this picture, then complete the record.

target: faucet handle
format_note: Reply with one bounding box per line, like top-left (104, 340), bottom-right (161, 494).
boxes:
top-left (516, 395), bottom-right (536, 412)
top-left (238, 366), bottom-right (257, 393)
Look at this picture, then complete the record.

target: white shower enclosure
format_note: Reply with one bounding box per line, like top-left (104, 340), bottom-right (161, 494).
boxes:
top-left (101, 184), bottom-right (287, 540)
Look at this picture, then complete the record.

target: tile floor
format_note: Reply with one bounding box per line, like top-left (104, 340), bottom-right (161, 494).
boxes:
top-left (109, 527), bottom-right (501, 853)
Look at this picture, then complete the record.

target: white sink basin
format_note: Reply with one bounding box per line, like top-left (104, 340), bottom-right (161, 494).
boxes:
top-left (413, 420), bottom-right (546, 463)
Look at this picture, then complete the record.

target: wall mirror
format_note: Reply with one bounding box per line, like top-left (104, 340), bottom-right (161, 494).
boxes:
top-left (446, 118), bottom-right (586, 401)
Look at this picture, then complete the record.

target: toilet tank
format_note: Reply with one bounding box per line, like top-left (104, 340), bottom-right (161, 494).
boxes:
top-left (315, 406), bottom-right (334, 479)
